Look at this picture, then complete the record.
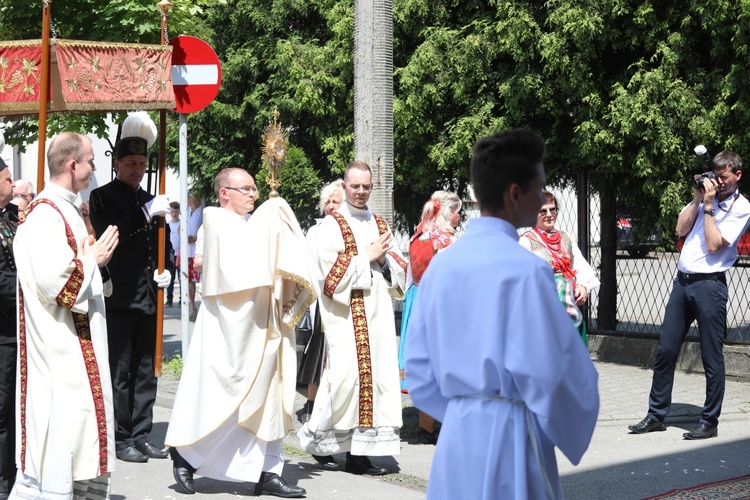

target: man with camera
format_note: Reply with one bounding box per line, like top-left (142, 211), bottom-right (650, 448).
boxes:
top-left (629, 150), bottom-right (750, 440)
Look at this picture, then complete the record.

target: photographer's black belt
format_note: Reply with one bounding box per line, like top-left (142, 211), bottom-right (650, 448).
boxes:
top-left (677, 270), bottom-right (726, 282)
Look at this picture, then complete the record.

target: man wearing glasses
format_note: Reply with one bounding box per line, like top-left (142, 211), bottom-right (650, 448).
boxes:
top-left (166, 168), bottom-right (311, 498)
top-left (298, 161), bottom-right (408, 475)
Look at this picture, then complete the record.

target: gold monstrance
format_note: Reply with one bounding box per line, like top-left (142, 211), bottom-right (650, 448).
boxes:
top-left (262, 107), bottom-right (288, 198)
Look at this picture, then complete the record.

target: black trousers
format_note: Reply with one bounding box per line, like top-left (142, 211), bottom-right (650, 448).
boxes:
top-left (0, 341), bottom-right (15, 493)
top-left (647, 274), bottom-right (728, 426)
top-left (107, 310), bottom-right (158, 450)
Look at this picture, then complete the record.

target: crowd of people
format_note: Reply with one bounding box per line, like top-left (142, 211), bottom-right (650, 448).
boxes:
top-left (0, 124), bottom-right (745, 499)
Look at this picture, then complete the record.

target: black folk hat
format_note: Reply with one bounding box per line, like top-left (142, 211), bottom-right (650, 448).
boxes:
top-left (115, 136), bottom-right (148, 160)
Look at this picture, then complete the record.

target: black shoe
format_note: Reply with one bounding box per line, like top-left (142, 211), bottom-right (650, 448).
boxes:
top-left (683, 422), bottom-right (718, 440)
top-left (136, 441), bottom-right (169, 459)
top-left (628, 416), bottom-right (666, 434)
top-left (173, 466), bottom-right (196, 495)
top-left (253, 472), bottom-right (306, 498)
top-left (345, 453), bottom-right (388, 476)
top-left (415, 426), bottom-right (438, 445)
top-left (116, 446), bottom-right (148, 463)
top-left (166, 300), bottom-right (173, 307)
top-left (311, 454), bottom-right (338, 470)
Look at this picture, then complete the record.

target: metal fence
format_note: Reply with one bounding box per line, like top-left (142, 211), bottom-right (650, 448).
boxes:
top-left (555, 185), bottom-right (750, 344)
top-left (393, 185), bottom-right (750, 344)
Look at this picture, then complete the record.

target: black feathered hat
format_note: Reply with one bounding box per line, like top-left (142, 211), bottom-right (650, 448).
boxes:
top-left (115, 136), bottom-right (148, 159)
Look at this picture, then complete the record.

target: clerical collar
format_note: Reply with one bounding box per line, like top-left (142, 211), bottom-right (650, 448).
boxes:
top-left (344, 201), bottom-right (369, 217)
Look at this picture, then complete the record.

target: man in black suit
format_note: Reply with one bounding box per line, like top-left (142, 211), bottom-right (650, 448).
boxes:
top-left (89, 136), bottom-right (171, 463)
top-left (0, 158), bottom-right (17, 499)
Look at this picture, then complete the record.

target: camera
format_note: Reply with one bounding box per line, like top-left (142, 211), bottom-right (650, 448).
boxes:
top-left (692, 145), bottom-right (719, 190)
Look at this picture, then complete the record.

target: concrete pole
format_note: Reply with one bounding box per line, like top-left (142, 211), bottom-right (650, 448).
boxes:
top-left (354, 0), bottom-right (394, 226)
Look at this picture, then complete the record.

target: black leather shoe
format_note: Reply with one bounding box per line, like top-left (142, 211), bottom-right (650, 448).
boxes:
top-left (311, 454), bottom-right (339, 470)
top-left (415, 426), bottom-right (438, 445)
top-left (253, 472), bottom-right (306, 498)
top-left (628, 416), bottom-right (666, 434)
top-left (136, 441), bottom-right (169, 459)
top-left (173, 466), bottom-right (196, 495)
top-left (116, 446), bottom-right (148, 463)
top-left (345, 453), bottom-right (388, 476)
top-left (683, 422), bottom-right (718, 440)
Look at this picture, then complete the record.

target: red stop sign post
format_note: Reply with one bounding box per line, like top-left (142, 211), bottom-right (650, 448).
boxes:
top-left (169, 35), bottom-right (222, 114)
top-left (168, 35), bottom-right (222, 353)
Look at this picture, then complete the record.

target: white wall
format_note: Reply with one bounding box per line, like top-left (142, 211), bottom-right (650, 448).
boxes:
top-left (6, 114), bottom-right (182, 203)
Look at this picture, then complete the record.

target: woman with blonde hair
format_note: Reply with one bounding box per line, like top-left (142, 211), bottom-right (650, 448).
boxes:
top-left (297, 179), bottom-right (344, 422)
top-left (399, 190), bottom-right (461, 445)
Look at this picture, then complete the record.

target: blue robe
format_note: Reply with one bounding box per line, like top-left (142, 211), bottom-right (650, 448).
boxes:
top-left (404, 217), bottom-right (599, 499)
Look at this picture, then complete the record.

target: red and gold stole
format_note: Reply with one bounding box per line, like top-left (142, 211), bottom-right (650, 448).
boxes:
top-left (17, 199), bottom-right (109, 474)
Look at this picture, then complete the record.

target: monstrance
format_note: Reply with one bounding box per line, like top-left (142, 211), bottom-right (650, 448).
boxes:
top-left (262, 107), bottom-right (288, 198)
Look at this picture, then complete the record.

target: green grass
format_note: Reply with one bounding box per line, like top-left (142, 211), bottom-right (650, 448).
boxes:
top-left (162, 352), bottom-right (183, 379)
top-left (282, 444), bottom-right (310, 458)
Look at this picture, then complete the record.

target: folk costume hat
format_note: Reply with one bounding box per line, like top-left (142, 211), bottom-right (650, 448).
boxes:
top-left (115, 136), bottom-right (148, 159)
top-left (115, 111), bottom-right (157, 159)
top-left (0, 130), bottom-right (7, 171)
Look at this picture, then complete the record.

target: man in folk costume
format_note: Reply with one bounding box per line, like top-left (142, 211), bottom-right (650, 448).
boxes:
top-left (404, 130), bottom-right (599, 499)
top-left (11, 132), bottom-right (119, 498)
top-left (0, 141), bottom-right (19, 499)
top-left (298, 161), bottom-right (407, 475)
top-left (88, 113), bottom-right (172, 464)
top-left (166, 168), bottom-right (315, 498)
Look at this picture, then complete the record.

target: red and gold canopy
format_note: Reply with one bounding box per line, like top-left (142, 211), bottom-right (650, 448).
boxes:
top-left (0, 39), bottom-right (175, 115)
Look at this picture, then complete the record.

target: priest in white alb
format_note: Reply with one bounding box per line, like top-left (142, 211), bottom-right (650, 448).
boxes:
top-left (298, 161), bottom-right (407, 475)
top-left (12, 132), bottom-right (119, 498)
top-left (165, 168), bottom-right (315, 498)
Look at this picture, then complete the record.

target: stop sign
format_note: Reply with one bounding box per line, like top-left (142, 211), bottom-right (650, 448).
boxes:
top-left (169, 35), bottom-right (222, 114)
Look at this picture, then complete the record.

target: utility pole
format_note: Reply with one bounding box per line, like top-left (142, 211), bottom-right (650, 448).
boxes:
top-left (353, 0), bottom-right (394, 225)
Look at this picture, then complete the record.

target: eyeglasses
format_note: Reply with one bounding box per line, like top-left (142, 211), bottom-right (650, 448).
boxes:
top-left (347, 183), bottom-right (373, 192)
top-left (539, 207), bottom-right (559, 215)
top-left (225, 186), bottom-right (258, 196)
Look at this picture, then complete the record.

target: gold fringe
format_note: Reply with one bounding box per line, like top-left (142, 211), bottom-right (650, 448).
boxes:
top-left (54, 39), bottom-right (173, 52)
top-left (0, 39), bottom-right (172, 52)
top-left (0, 39), bottom-right (42, 48)
top-left (276, 269), bottom-right (316, 329)
top-left (64, 101), bottom-right (175, 111)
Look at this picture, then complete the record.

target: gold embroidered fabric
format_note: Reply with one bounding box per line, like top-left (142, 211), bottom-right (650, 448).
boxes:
top-left (330, 212), bottom-right (374, 427)
top-left (0, 39), bottom-right (174, 116)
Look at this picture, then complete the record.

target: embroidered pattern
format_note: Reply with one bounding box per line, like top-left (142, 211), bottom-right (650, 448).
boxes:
top-left (373, 214), bottom-right (407, 273)
top-left (330, 211), bottom-right (374, 427)
top-left (56, 259), bottom-right (84, 309)
top-left (324, 212), bottom-right (356, 300)
top-left (17, 286), bottom-right (27, 471)
top-left (17, 199), bottom-right (110, 474)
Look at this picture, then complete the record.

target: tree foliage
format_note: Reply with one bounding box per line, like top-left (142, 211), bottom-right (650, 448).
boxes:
top-left (5, 0), bottom-right (750, 319)
top-left (162, 0), bottom-right (355, 227)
